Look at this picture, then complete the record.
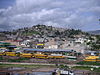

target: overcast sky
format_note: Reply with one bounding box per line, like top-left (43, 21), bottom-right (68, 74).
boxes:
top-left (0, 0), bottom-right (100, 31)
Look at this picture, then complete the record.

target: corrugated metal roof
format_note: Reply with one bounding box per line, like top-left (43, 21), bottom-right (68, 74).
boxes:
top-left (7, 45), bottom-right (17, 48)
top-left (23, 48), bottom-right (73, 52)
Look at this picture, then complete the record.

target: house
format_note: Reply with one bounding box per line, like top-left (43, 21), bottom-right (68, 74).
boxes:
top-left (75, 37), bottom-right (85, 44)
top-left (36, 43), bottom-right (44, 49)
top-left (48, 45), bottom-right (58, 49)
top-left (0, 40), bottom-right (20, 47)
top-left (20, 40), bottom-right (31, 47)
top-left (84, 51), bottom-right (99, 56)
top-left (44, 42), bottom-right (58, 49)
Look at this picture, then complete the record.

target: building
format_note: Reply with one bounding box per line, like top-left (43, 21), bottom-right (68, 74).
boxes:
top-left (20, 40), bottom-right (31, 47)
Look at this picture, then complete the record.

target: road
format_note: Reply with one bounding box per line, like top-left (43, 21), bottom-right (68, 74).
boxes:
top-left (0, 62), bottom-right (100, 68)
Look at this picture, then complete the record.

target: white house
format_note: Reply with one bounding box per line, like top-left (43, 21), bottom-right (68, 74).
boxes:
top-left (20, 40), bottom-right (31, 47)
top-left (75, 37), bottom-right (89, 44)
top-left (48, 45), bottom-right (58, 49)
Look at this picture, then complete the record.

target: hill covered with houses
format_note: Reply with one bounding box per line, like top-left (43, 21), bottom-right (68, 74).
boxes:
top-left (1, 25), bottom-right (88, 40)
top-left (0, 25), bottom-right (100, 53)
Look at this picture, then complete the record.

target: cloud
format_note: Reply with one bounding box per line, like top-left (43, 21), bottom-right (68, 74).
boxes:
top-left (0, 0), bottom-right (100, 31)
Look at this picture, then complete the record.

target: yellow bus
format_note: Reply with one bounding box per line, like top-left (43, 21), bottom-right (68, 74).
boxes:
top-left (5, 52), bottom-right (17, 56)
top-left (33, 54), bottom-right (47, 59)
top-left (0, 52), bottom-right (5, 56)
top-left (20, 53), bottom-right (33, 58)
top-left (84, 56), bottom-right (99, 62)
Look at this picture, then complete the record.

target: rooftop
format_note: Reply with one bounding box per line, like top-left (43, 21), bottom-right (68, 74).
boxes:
top-left (23, 48), bottom-right (74, 52)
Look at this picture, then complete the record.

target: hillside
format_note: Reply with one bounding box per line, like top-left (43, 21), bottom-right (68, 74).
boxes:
top-left (1, 25), bottom-right (100, 50)
top-left (12, 25), bottom-right (85, 38)
top-left (0, 33), bottom-right (7, 41)
top-left (88, 30), bottom-right (100, 35)
top-left (0, 25), bottom-right (89, 41)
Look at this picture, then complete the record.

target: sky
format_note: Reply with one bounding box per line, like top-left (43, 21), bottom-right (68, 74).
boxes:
top-left (0, 0), bottom-right (100, 31)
